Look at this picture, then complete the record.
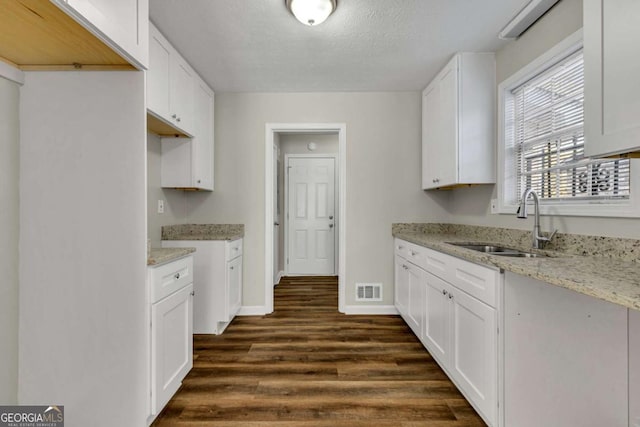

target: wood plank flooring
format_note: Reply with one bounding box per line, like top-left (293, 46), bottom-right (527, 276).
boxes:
top-left (152, 276), bottom-right (487, 426)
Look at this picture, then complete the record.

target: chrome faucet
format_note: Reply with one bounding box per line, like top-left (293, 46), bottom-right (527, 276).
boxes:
top-left (517, 188), bottom-right (557, 249)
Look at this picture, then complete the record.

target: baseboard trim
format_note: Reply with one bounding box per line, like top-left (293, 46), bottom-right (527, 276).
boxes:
top-left (343, 305), bottom-right (399, 315)
top-left (274, 270), bottom-right (285, 285)
top-left (237, 306), bottom-right (269, 316)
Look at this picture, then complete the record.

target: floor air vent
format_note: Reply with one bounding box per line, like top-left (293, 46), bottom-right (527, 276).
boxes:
top-left (356, 283), bottom-right (383, 302)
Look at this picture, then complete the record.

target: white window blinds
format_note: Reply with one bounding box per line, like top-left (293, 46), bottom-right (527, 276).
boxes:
top-left (506, 49), bottom-right (630, 204)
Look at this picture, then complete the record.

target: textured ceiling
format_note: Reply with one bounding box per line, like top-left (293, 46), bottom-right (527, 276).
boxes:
top-left (149, 0), bottom-right (527, 92)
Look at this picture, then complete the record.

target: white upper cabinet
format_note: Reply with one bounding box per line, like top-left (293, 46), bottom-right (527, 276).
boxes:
top-left (191, 77), bottom-right (215, 191)
top-left (584, 0), bottom-right (640, 157)
top-left (422, 53), bottom-right (496, 190)
top-left (161, 75), bottom-right (214, 191)
top-left (52, 0), bottom-right (149, 69)
top-left (147, 22), bottom-right (195, 137)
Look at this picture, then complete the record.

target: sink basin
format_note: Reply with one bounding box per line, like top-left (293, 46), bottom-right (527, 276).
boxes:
top-left (446, 242), bottom-right (542, 258)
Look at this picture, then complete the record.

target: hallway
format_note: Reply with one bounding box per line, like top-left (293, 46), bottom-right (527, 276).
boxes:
top-left (152, 276), bottom-right (486, 426)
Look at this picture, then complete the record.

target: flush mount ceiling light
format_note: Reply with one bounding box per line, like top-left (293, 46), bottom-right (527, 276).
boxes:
top-left (285, 0), bottom-right (337, 26)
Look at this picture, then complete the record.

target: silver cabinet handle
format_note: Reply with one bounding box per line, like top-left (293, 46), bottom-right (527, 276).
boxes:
top-left (398, 245), bottom-right (404, 250)
top-left (410, 250), bottom-right (418, 256)
top-left (329, 215), bottom-right (334, 220)
top-left (448, 293), bottom-right (454, 300)
top-left (442, 289), bottom-right (447, 295)
top-left (274, 222), bottom-right (280, 226)
top-left (177, 117), bottom-right (181, 122)
top-left (329, 224), bottom-right (334, 228)
top-left (190, 291), bottom-right (195, 296)
top-left (172, 114), bottom-right (177, 119)
top-left (174, 273), bottom-right (180, 279)
top-left (230, 266), bottom-right (234, 270)
top-left (197, 179), bottom-right (201, 184)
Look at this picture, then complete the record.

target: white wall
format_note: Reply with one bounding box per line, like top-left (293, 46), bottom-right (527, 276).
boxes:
top-left (19, 72), bottom-right (148, 426)
top-left (447, 0), bottom-right (640, 239)
top-left (280, 133), bottom-right (339, 155)
top-left (147, 132), bottom-right (189, 247)
top-left (0, 76), bottom-right (20, 404)
top-left (182, 92), bottom-right (450, 308)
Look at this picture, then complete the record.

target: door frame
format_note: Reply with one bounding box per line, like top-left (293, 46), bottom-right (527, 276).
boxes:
top-left (265, 123), bottom-right (347, 314)
top-left (284, 153), bottom-right (338, 277)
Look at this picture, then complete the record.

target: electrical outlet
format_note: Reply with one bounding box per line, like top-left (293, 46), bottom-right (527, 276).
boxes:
top-left (157, 199), bottom-right (165, 214)
top-left (490, 198), bottom-right (499, 214)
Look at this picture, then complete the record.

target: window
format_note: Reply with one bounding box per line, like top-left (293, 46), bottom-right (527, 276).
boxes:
top-left (498, 31), bottom-right (638, 217)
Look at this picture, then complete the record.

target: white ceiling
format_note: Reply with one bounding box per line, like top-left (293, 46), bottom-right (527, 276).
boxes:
top-left (149, 0), bottom-right (527, 93)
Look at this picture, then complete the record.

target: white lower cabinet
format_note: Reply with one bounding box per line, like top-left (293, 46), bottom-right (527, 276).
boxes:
top-left (394, 254), bottom-right (423, 337)
top-left (449, 284), bottom-right (496, 424)
top-left (163, 239), bottom-right (243, 334)
top-left (147, 255), bottom-right (194, 425)
top-left (422, 271), bottom-right (451, 365)
top-left (394, 239), bottom-right (498, 426)
top-left (151, 283), bottom-right (194, 415)
top-left (504, 272), bottom-right (628, 427)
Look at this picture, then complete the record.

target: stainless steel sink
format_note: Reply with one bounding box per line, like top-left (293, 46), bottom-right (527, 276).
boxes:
top-left (447, 242), bottom-right (542, 258)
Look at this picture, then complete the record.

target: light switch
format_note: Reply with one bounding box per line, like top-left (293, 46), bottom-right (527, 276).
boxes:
top-left (157, 200), bottom-right (165, 214)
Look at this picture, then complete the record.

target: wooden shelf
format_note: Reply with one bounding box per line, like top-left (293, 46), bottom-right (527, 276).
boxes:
top-left (0, 1), bottom-right (134, 70)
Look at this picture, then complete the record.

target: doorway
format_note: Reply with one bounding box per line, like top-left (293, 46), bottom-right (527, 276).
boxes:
top-left (265, 123), bottom-right (346, 314)
top-left (285, 155), bottom-right (337, 276)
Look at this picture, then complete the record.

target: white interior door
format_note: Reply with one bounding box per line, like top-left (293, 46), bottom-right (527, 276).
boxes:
top-left (287, 156), bottom-right (335, 275)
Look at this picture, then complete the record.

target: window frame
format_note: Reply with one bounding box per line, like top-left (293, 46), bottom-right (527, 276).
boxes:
top-left (496, 29), bottom-right (640, 218)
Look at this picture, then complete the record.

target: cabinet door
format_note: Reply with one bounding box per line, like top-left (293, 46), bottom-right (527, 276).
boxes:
top-left (147, 25), bottom-right (171, 119)
top-left (192, 79), bottom-right (214, 190)
top-left (394, 256), bottom-right (410, 317)
top-left (170, 56), bottom-right (195, 135)
top-left (449, 287), bottom-right (497, 426)
top-left (584, 0), bottom-right (640, 157)
top-left (422, 57), bottom-right (458, 189)
top-left (404, 263), bottom-right (423, 336)
top-left (422, 83), bottom-right (440, 189)
top-left (54, 0), bottom-right (148, 69)
top-left (226, 255), bottom-right (242, 322)
top-left (151, 284), bottom-right (193, 415)
top-left (504, 272), bottom-right (627, 427)
top-left (422, 271), bottom-right (451, 366)
top-left (436, 59), bottom-right (459, 187)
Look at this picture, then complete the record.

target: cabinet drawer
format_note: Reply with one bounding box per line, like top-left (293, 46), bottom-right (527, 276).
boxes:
top-left (422, 247), bottom-right (450, 281)
top-left (149, 256), bottom-right (193, 303)
top-left (394, 239), bottom-right (410, 257)
top-left (448, 257), bottom-right (499, 308)
top-left (226, 238), bottom-right (243, 260)
top-left (395, 239), bottom-right (428, 267)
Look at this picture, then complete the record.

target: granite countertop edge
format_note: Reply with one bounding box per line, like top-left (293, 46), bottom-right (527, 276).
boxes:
top-left (147, 247), bottom-right (196, 266)
top-left (162, 233), bottom-right (243, 241)
top-left (162, 224), bottom-right (245, 241)
top-left (393, 230), bottom-right (640, 311)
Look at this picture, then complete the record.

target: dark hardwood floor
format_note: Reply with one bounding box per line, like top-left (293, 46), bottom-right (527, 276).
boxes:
top-left (152, 276), bottom-right (486, 426)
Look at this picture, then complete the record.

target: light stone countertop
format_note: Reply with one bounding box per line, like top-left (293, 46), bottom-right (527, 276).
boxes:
top-left (147, 247), bottom-right (196, 266)
top-left (393, 224), bottom-right (640, 311)
top-left (162, 224), bottom-right (244, 241)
